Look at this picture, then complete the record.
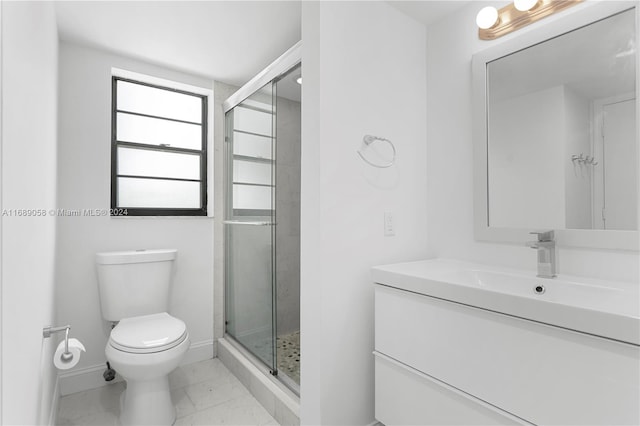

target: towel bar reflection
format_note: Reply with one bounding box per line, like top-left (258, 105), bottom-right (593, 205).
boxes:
top-left (357, 135), bottom-right (396, 168)
top-left (571, 153), bottom-right (598, 166)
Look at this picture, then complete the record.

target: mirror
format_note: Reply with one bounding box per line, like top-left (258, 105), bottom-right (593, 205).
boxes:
top-left (473, 3), bottom-right (639, 250)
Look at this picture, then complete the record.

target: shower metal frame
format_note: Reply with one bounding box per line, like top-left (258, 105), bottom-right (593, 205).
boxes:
top-left (223, 41), bottom-right (301, 114)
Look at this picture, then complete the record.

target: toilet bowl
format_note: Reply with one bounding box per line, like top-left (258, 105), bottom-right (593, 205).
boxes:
top-left (105, 312), bottom-right (190, 425)
top-left (95, 249), bottom-right (188, 426)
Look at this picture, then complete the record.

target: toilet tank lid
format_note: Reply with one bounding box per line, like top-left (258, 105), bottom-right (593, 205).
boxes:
top-left (96, 249), bottom-right (177, 265)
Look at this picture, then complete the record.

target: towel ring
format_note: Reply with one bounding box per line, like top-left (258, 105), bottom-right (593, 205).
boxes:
top-left (357, 135), bottom-right (396, 168)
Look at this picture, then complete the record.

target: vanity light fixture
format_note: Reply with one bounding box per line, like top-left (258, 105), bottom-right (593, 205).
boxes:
top-left (477, 0), bottom-right (583, 40)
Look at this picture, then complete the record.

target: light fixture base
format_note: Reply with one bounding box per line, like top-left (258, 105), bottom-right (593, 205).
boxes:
top-left (479, 0), bottom-right (583, 40)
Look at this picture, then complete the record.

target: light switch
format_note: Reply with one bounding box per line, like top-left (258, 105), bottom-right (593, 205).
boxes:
top-left (384, 211), bottom-right (395, 236)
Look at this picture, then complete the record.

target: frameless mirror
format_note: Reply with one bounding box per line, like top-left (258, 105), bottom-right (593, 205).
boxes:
top-left (473, 3), bottom-right (639, 250)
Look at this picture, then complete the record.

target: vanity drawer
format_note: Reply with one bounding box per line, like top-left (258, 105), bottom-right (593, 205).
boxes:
top-left (374, 284), bottom-right (640, 425)
top-left (374, 352), bottom-right (522, 425)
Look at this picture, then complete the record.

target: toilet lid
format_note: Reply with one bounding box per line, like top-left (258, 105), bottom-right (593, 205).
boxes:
top-left (109, 312), bottom-right (187, 354)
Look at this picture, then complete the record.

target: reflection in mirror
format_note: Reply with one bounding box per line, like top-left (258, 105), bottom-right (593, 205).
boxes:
top-left (487, 8), bottom-right (637, 231)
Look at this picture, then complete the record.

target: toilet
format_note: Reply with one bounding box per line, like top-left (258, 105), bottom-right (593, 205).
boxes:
top-left (96, 249), bottom-right (190, 426)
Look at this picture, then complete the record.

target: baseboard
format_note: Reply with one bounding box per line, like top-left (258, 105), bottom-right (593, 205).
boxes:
top-left (58, 363), bottom-right (124, 396)
top-left (48, 374), bottom-right (60, 426)
top-left (181, 338), bottom-right (214, 365)
top-left (58, 339), bottom-right (214, 396)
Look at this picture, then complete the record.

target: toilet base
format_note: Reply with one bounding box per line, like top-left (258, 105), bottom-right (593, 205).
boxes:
top-left (119, 376), bottom-right (176, 426)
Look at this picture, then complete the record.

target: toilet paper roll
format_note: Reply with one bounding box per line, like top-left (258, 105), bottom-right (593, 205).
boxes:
top-left (53, 338), bottom-right (85, 370)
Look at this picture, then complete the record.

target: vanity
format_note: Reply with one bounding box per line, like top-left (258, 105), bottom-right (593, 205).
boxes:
top-left (374, 2), bottom-right (639, 423)
top-left (373, 259), bottom-right (640, 425)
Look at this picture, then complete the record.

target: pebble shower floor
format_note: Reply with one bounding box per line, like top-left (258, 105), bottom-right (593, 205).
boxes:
top-left (277, 331), bottom-right (300, 384)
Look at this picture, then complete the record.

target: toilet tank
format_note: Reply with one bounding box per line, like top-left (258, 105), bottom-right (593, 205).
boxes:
top-left (95, 249), bottom-right (177, 322)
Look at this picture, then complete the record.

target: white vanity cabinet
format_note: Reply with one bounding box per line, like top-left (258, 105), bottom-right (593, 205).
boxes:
top-left (373, 261), bottom-right (640, 426)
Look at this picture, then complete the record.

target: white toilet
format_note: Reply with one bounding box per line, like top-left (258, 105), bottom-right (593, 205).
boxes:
top-left (96, 249), bottom-right (190, 426)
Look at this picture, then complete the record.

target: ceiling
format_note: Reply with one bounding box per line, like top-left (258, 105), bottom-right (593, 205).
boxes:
top-left (489, 8), bottom-right (636, 102)
top-left (54, 1), bottom-right (472, 90)
top-left (387, 1), bottom-right (471, 26)
top-left (54, 1), bottom-right (302, 87)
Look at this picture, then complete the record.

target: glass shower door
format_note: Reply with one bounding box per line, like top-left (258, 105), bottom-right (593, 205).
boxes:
top-left (224, 83), bottom-right (277, 371)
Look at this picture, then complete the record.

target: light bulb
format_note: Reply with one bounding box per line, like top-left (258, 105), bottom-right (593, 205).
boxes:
top-left (296, 77), bottom-right (302, 85)
top-left (514, 0), bottom-right (538, 12)
top-left (476, 6), bottom-right (499, 30)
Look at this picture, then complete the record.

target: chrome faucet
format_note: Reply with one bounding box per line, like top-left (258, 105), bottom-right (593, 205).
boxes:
top-left (526, 230), bottom-right (556, 278)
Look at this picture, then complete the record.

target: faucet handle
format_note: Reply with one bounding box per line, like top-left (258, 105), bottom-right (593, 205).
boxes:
top-left (530, 230), bottom-right (554, 242)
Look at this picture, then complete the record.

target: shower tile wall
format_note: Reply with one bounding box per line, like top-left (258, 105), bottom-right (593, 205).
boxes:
top-left (275, 95), bottom-right (301, 336)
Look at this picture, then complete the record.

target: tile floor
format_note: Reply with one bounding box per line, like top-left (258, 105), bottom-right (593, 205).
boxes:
top-left (56, 358), bottom-right (279, 426)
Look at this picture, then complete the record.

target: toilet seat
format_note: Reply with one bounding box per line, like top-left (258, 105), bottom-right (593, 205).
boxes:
top-left (109, 312), bottom-right (187, 354)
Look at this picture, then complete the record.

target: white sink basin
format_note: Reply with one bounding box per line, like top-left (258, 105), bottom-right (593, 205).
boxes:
top-left (372, 259), bottom-right (640, 345)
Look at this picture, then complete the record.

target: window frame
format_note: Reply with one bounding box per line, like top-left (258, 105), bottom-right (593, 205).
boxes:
top-left (111, 76), bottom-right (208, 216)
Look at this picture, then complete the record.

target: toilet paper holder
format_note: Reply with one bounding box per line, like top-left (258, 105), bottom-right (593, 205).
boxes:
top-left (43, 324), bottom-right (73, 362)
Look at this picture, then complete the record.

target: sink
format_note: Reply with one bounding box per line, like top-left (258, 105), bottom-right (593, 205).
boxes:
top-left (372, 258), bottom-right (640, 345)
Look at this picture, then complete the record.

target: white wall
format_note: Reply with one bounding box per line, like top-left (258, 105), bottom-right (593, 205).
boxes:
top-left (1, 2), bottom-right (59, 423)
top-left (301, 2), bottom-right (428, 424)
top-left (55, 43), bottom-right (221, 394)
top-left (1, 4), bottom-right (4, 420)
top-left (489, 84), bottom-right (593, 229)
top-left (489, 86), bottom-right (566, 229)
top-left (563, 86), bottom-right (591, 229)
top-left (426, 1), bottom-right (639, 282)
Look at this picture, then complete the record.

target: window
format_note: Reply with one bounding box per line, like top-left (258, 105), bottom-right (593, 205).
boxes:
top-left (111, 76), bottom-right (208, 216)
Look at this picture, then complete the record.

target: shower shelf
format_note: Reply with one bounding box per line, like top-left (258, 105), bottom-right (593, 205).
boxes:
top-left (233, 154), bottom-right (274, 164)
top-left (233, 182), bottom-right (274, 188)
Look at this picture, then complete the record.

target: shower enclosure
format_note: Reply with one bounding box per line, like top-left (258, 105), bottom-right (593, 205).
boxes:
top-left (223, 43), bottom-right (301, 391)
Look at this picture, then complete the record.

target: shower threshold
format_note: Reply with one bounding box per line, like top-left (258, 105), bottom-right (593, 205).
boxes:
top-left (218, 336), bottom-right (300, 425)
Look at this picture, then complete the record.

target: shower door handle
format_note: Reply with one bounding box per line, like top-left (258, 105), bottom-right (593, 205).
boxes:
top-left (223, 220), bottom-right (275, 226)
